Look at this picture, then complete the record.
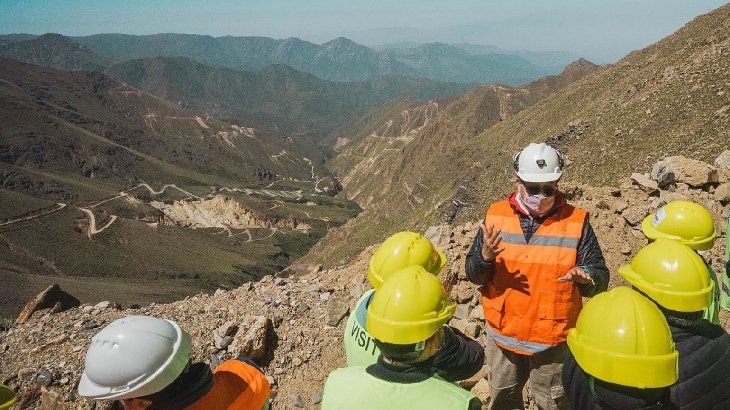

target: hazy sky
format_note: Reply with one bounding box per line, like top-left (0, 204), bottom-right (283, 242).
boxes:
top-left (1, 0), bottom-right (727, 62)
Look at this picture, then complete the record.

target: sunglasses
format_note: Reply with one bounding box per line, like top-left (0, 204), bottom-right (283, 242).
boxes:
top-left (522, 183), bottom-right (557, 197)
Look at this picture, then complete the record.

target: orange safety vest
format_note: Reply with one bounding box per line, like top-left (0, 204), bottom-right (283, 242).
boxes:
top-left (186, 359), bottom-right (271, 410)
top-left (480, 199), bottom-right (587, 355)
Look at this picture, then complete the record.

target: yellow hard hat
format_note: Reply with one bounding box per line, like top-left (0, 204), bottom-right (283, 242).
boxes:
top-left (567, 287), bottom-right (678, 388)
top-left (642, 201), bottom-right (717, 251)
top-left (366, 266), bottom-right (455, 344)
top-left (368, 231), bottom-right (447, 290)
top-left (0, 384), bottom-right (17, 410)
top-left (619, 240), bottom-right (712, 312)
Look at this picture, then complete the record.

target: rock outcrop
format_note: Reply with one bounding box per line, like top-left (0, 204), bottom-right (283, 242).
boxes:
top-left (15, 285), bottom-right (80, 325)
top-left (151, 195), bottom-right (297, 230)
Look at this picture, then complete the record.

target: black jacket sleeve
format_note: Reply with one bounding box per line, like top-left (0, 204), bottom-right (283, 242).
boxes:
top-left (465, 227), bottom-right (495, 286)
top-left (575, 217), bottom-right (609, 297)
top-left (430, 326), bottom-right (485, 382)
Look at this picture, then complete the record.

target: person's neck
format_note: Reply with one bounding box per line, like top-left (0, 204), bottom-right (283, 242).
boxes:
top-left (139, 362), bottom-right (214, 409)
top-left (382, 355), bottom-right (428, 367)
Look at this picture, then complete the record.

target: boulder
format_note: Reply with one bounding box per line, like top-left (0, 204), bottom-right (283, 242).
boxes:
top-left (16, 284), bottom-right (80, 324)
top-left (291, 394), bottom-right (305, 408)
top-left (714, 183), bottom-right (730, 203)
top-left (228, 315), bottom-right (271, 362)
top-left (276, 264), bottom-right (313, 278)
top-left (39, 386), bottom-right (65, 410)
top-left (454, 304), bottom-right (470, 321)
top-left (611, 199), bottom-right (629, 213)
top-left (630, 173), bottom-right (658, 194)
top-left (325, 298), bottom-right (350, 327)
top-left (424, 225), bottom-right (445, 244)
top-left (715, 150), bottom-right (730, 170)
top-left (450, 281), bottom-right (476, 303)
top-left (621, 205), bottom-right (647, 226)
top-left (450, 318), bottom-right (481, 339)
top-left (651, 156), bottom-right (718, 188)
top-left (469, 305), bottom-right (485, 322)
top-left (215, 321), bottom-right (239, 338)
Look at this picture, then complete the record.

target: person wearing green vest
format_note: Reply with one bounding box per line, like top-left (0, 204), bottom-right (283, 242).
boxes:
top-left (344, 231), bottom-right (447, 366)
top-left (722, 215), bottom-right (730, 312)
top-left (642, 201), bottom-right (720, 324)
top-left (323, 266), bottom-right (483, 410)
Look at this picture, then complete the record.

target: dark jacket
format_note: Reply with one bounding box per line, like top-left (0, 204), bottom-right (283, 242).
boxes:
top-left (465, 192), bottom-right (609, 297)
top-left (668, 317), bottom-right (730, 409)
top-left (367, 328), bottom-right (483, 410)
top-left (425, 326), bottom-right (485, 382)
top-left (562, 350), bottom-right (670, 409)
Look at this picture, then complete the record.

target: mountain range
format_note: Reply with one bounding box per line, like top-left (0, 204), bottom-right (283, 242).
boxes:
top-left (0, 33), bottom-right (472, 138)
top-left (0, 33), bottom-right (564, 85)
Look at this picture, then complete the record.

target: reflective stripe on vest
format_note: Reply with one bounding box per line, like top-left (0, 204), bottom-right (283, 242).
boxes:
top-left (186, 359), bottom-right (270, 410)
top-left (481, 200), bottom-right (587, 355)
top-left (484, 324), bottom-right (553, 354)
top-left (344, 290), bottom-right (381, 366)
top-left (322, 366), bottom-right (477, 410)
top-left (703, 262), bottom-right (721, 324)
top-left (499, 232), bottom-right (580, 249)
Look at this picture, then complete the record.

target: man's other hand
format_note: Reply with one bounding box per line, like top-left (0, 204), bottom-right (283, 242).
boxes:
top-left (557, 267), bottom-right (593, 284)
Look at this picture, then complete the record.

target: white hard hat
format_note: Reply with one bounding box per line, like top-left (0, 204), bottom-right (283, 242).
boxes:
top-left (78, 316), bottom-right (192, 400)
top-left (513, 143), bottom-right (564, 182)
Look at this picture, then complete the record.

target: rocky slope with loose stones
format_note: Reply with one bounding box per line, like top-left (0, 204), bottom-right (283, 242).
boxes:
top-left (1, 154), bottom-right (727, 409)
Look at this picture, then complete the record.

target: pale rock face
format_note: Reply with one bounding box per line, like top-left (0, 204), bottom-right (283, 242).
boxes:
top-left (714, 183), bottom-right (730, 204)
top-left (715, 150), bottom-right (730, 170)
top-left (651, 156), bottom-right (719, 188)
top-left (151, 195), bottom-right (295, 229)
top-left (630, 173), bottom-right (659, 194)
top-left (227, 315), bottom-right (270, 361)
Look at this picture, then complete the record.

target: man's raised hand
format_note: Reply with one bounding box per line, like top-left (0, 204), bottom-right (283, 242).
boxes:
top-left (481, 222), bottom-right (504, 261)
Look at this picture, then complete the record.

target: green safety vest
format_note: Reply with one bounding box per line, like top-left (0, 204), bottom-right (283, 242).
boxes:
top-left (722, 216), bottom-right (730, 312)
top-left (322, 366), bottom-right (478, 410)
top-left (344, 290), bottom-right (381, 366)
top-left (704, 261), bottom-right (721, 324)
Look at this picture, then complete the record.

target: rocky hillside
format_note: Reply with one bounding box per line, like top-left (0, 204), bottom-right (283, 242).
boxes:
top-left (328, 58), bottom-right (597, 208)
top-left (106, 56), bottom-right (471, 138)
top-left (1, 154), bottom-right (727, 409)
top-left (0, 34), bottom-right (109, 72)
top-left (307, 3), bottom-right (730, 266)
top-left (0, 58), bottom-right (335, 189)
top-left (0, 58), bottom-right (360, 318)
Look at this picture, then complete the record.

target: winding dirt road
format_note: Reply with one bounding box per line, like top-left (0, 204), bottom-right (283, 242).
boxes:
top-left (0, 203), bottom-right (67, 227)
top-left (79, 208), bottom-right (118, 238)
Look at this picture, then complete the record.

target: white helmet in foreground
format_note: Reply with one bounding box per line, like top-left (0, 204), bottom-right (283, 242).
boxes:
top-left (513, 143), bottom-right (564, 183)
top-left (78, 315), bottom-right (192, 400)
